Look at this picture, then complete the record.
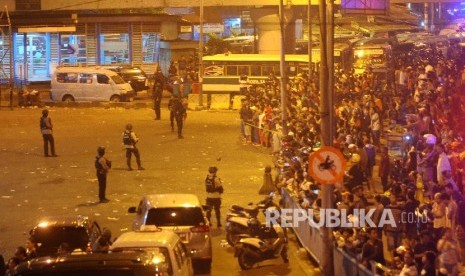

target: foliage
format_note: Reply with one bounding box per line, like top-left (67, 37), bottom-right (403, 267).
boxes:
top-left (205, 34), bottom-right (231, 55)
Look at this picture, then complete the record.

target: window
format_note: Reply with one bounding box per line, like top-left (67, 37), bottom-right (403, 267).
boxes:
top-left (250, 65), bottom-right (261, 76)
top-left (79, 73), bottom-right (93, 84)
top-left (97, 74), bottom-right (110, 84)
top-left (111, 75), bottom-right (125, 84)
top-left (100, 34), bottom-right (129, 65)
top-left (225, 65), bottom-right (238, 76)
top-left (142, 34), bottom-right (160, 64)
top-left (238, 65), bottom-right (249, 75)
top-left (146, 207), bottom-right (205, 226)
top-left (60, 35), bottom-right (86, 65)
top-left (56, 72), bottom-right (78, 83)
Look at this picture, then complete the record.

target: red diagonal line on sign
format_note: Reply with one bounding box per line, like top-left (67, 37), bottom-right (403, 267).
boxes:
top-left (315, 153), bottom-right (339, 179)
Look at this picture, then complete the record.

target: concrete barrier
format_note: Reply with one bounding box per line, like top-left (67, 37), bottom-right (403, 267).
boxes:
top-left (232, 95), bottom-right (246, 110)
top-left (210, 94), bottom-right (230, 110)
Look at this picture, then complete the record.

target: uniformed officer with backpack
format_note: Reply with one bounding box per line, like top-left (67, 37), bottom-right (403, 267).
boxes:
top-left (171, 95), bottom-right (187, 139)
top-left (205, 166), bottom-right (224, 227)
top-left (122, 124), bottom-right (144, 171)
top-left (95, 146), bottom-right (111, 203)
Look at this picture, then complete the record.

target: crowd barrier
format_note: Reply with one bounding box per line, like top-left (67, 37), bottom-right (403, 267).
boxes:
top-left (281, 189), bottom-right (374, 276)
top-left (210, 94), bottom-right (230, 109)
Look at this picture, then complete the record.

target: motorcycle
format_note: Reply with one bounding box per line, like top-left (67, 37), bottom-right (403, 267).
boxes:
top-left (225, 193), bottom-right (278, 246)
top-left (234, 219), bottom-right (288, 270)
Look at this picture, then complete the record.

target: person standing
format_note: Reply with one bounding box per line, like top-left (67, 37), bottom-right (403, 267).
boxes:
top-left (205, 166), bottom-right (223, 228)
top-left (95, 146), bottom-right (111, 203)
top-left (40, 109), bottom-right (57, 157)
top-left (379, 146), bottom-right (390, 191)
top-left (122, 124), bottom-right (144, 170)
top-left (152, 68), bottom-right (166, 120)
top-left (171, 96), bottom-right (187, 139)
top-left (167, 94), bottom-right (177, 132)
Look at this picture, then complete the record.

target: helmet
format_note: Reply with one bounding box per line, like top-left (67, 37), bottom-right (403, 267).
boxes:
top-left (42, 109), bottom-right (49, 116)
top-left (97, 146), bottom-right (105, 155)
top-left (125, 123), bottom-right (133, 130)
top-left (208, 166), bottom-right (218, 174)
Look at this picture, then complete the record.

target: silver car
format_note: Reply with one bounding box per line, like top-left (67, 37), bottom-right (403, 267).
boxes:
top-left (128, 194), bottom-right (212, 274)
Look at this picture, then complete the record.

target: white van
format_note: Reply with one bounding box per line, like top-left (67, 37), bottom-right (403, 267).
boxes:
top-left (51, 66), bottom-right (135, 102)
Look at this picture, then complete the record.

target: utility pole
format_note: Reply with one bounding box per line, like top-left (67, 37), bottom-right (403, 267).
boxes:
top-left (198, 0), bottom-right (204, 107)
top-left (319, 0), bottom-right (334, 274)
top-left (307, 0), bottom-right (313, 82)
top-left (279, 0), bottom-right (288, 134)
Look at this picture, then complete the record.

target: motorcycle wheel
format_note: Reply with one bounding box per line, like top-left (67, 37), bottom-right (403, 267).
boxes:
top-left (226, 232), bottom-right (242, 247)
top-left (238, 248), bottom-right (257, 270)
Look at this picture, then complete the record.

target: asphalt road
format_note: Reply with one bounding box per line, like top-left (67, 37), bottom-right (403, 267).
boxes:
top-left (0, 107), bottom-right (319, 275)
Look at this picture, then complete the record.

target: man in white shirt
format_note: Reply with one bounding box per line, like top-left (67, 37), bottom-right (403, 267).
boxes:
top-left (436, 143), bottom-right (451, 186)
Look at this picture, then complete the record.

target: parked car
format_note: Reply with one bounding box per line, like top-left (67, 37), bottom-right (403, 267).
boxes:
top-left (111, 226), bottom-right (193, 276)
top-left (29, 216), bottom-right (102, 257)
top-left (128, 194), bottom-right (212, 274)
top-left (107, 66), bottom-right (149, 93)
top-left (16, 251), bottom-right (172, 276)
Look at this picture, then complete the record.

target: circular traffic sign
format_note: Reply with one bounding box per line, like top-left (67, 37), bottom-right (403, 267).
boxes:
top-left (308, 146), bottom-right (346, 184)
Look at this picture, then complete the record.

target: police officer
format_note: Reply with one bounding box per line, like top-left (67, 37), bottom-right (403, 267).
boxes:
top-left (205, 166), bottom-right (223, 227)
top-left (171, 96), bottom-right (187, 139)
top-left (95, 146), bottom-right (111, 203)
top-left (167, 94), bottom-right (176, 132)
top-left (152, 68), bottom-right (166, 120)
top-left (40, 109), bottom-right (57, 157)
top-left (122, 124), bottom-right (144, 170)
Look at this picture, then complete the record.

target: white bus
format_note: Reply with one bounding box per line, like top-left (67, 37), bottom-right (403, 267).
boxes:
top-left (202, 47), bottom-right (352, 94)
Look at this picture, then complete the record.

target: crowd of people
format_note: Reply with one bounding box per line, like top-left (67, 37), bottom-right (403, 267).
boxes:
top-left (239, 40), bottom-right (465, 274)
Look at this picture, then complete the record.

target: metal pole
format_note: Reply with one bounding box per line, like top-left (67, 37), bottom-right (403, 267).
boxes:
top-left (319, 0), bottom-right (334, 274)
top-left (327, 0), bottom-right (335, 144)
top-left (8, 7), bottom-right (12, 109)
top-left (198, 0), bottom-right (204, 107)
top-left (279, 0), bottom-right (288, 134)
top-left (307, 0), bottom-right (313, 83)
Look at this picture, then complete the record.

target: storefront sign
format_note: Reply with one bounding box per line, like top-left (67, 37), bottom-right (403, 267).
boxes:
top-left (193, 24), bottom-right (224, 34)
top-left (180, 26), bottom-right (192, 33)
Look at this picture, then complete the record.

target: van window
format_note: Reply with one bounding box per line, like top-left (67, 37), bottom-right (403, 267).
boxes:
top-left (57, 72), bottom-right (78, 83)
top-left (97, 74), bottom-right (110, 84)
top-left (79, 73), bottom-right (93, 84)
top-left (111, 75), bottom-right (125, 84)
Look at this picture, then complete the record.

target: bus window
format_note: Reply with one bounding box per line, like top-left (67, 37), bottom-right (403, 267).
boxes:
top-left (250, 65), bottom-right (261, 76)
top-left (226, 65), bottom-right (238, 76)
top-left (238, 65), bottom-right (249, 75)
top-left (263, 66), bottom-right (279, 76)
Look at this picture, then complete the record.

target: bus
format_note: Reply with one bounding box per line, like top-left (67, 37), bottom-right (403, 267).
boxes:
top-left (202, 46), bottom-right (352, 94)
top-left (202, 54), bottom-right (309, 94)
top-left (352, 38), bottom-right (394, 81)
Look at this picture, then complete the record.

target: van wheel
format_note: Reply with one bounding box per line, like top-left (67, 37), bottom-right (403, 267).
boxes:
top-left (62, 95), bottom-right (75, 103)
top-left (110, 95), bottom-right (121, 102)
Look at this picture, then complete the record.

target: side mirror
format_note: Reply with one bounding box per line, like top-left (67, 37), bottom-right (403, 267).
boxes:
top-left (128, 207), bottom-right (137, 213)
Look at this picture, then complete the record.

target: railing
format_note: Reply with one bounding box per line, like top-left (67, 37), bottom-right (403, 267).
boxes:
top-left (281, 188), bottom-right (374, 276)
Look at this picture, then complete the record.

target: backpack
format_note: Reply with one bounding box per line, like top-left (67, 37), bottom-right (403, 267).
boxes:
top-left (122, 130), bottom-right (132, 145)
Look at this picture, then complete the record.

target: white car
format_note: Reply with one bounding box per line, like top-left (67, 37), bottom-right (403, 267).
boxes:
top-left (111, 226), bottom-right (193, 276)
top-left (128, 194), bottom-right (212, 274)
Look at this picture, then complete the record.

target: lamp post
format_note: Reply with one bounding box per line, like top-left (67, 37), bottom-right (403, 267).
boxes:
top-left (198, 0), bottom-right (204, 107)
top-left (279, 0), bottom-right (288, 134)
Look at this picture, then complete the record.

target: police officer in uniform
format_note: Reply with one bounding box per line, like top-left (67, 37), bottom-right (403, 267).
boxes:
top-left (95, 146), bottom-right (111, 203)
top-left (40, 109), bottom-right (57, 157)
top-left (171, 96), bottom-right (187, 139)
top-left (152, 69), bottom-right (166, 120)
top-left (205, 166), bottom-right (223, 227)
top-left (122, 124), bottom-right (145, 171)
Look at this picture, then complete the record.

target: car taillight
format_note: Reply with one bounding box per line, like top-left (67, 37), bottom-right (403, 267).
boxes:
top-left (190, 225), bottom-right (210, 233)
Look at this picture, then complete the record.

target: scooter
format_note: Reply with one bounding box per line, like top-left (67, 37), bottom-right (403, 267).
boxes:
top-left (225, 193), bottom-right (278, 246)
top-left (234, 220), bottom-right (288, 270)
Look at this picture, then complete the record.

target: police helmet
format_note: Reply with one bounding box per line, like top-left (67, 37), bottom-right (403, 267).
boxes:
top-left (97, 146), bottom-right (105, 155)
top-left (42, 109), bottom-right (49, 116)
top-left (208, 166), bottom-right (218, 174)
top-left (126, 123), bottom-right (133, 130)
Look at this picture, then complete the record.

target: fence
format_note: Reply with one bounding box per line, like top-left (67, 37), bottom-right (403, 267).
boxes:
top-left (281, 188), bottom-right (374, 276)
